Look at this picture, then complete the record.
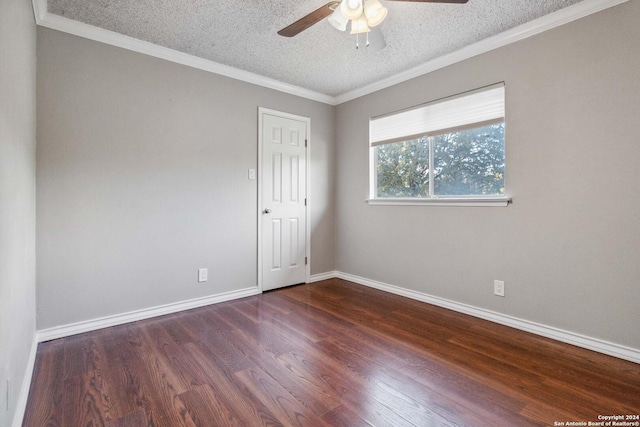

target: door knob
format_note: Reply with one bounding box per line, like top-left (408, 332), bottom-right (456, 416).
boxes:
top-left (263, 208), bottom-right (272, 214)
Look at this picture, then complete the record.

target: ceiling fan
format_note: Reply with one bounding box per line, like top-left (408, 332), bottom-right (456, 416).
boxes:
top-left (278, 0), bottom-right (469, 39)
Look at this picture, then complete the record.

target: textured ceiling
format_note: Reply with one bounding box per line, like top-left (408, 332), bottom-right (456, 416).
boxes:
top-left (47, 0), bottom-right (585, 97)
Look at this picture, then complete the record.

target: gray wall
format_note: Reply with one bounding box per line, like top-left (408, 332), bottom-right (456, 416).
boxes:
top-left (336, 0), bottom-right (640, 349)
top-left (37, 28), bottom-right (335, 329)
top-left (0, 0), bottom-right (37, 425)
top-left (33, 0), bottom-right (640, 353)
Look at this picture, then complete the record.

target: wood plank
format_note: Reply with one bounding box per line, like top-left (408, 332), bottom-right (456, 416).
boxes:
top-left (234, 367), bottom-right (333, 427)
top-left (178, 385), bottom-right (244, 427)
top-left (105, 410), bottom-right (147, 427)
top-left (321, 404), bottom-right (373, 427)
top-left (200, 311), bottom-right (343, 417)
top-left (181, 342), bottom-right (283, 426)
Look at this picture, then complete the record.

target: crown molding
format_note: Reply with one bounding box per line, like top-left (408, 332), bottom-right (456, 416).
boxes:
top-left (34, 8), bottom-right (337, 105)
top-left (31, 0), bottom-right (46, 23)
top-left (33, 0), bottom-right (628, 106)
top-left (335, 0), bottom-right (630, 104)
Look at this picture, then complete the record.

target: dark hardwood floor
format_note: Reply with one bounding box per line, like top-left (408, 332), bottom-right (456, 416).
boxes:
top-left (23, 279), bottom-right (640, 426)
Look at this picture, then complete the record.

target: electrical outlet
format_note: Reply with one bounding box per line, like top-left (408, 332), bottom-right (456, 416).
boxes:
top-left (198, 268), bottom-right (208, 283)
top-left (494, 280), bottom-right (505, 297)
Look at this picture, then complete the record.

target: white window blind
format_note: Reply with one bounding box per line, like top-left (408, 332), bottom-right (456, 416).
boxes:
top-left (370, 83), bottom-right (505, 147)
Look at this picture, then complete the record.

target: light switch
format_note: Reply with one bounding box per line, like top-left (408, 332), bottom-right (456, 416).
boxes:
top-left (248, 169), bottom-right (256, 180)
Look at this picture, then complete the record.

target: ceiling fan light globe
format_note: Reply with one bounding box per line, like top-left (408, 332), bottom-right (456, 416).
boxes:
top-left (363, 0), bottom-right (387, 27)
top-left (350, 15), bottom-right (370, 34)
top-left (340, 0), bottom-right (364, 20)
top-left (328, 6), bottom-right (349, 31)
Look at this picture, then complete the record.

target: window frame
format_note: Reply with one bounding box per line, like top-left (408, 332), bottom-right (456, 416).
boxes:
top-left (368, 84), bottom-right (510, 207)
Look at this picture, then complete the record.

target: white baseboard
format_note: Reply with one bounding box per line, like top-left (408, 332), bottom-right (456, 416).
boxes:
top-left (12, 334), bottom-right (38, 427)
top-left (308, 271), bottom-right (339, 283)
top-left (37, 286), bottom-right (261, 342)
top-left (333, 271), bottom-right (640, 365)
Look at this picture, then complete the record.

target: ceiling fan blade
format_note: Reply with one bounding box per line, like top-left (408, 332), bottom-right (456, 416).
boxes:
top-left (386, 0), bottom-right (469, 3)
top-left (278, 1), bottom-right (340, 37)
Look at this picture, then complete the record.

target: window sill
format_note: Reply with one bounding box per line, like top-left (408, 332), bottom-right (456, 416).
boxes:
top-left (366, 197), bottom-right (511, 207)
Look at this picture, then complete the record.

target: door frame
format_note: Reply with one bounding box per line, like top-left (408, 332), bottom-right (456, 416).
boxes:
top-left (257, 107), bottom-right (311, 292)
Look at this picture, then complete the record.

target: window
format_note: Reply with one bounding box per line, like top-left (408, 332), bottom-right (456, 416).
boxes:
top-left (369, 84), bottom-right (508, 206)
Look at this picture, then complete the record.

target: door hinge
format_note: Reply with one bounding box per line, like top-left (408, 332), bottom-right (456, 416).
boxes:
top-left (305, 257), bottom-right (308, 265)
top-left (304, 198), bottom-right (307, 206)
top-left (305, 139), bottom-right (308, 148)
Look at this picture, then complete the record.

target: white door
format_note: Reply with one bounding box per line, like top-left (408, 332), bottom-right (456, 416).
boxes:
top-left (259, 109), bottom-right (309, 291)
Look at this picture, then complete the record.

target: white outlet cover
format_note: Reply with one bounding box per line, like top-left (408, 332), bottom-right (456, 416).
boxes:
top-left (198, 268), bottom-right (208, 283)
top-left (494, 280), bottom-right (505, 297)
